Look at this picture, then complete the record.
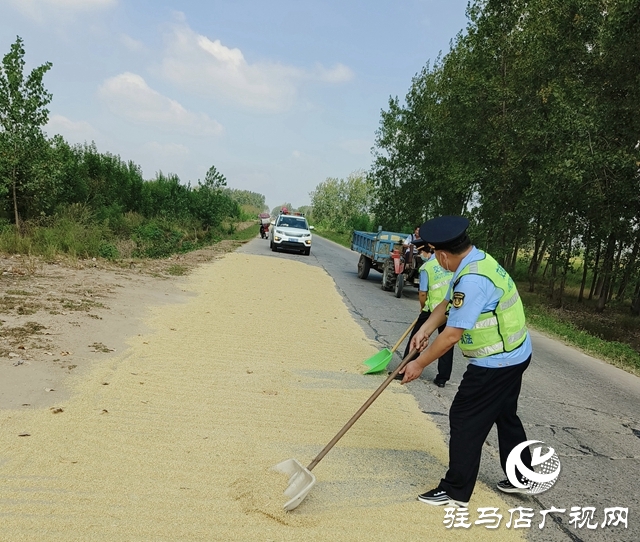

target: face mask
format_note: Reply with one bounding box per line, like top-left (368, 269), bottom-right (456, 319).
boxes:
top-left (437, 251), bottom-right (452, 272)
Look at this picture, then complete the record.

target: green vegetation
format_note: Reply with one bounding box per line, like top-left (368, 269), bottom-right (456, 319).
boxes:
top-left (365, 0), bottom-right (640, 316)
top-left (166, 264), bottom-right (189, 277)
top-left (522, 293), bottom-right (640, 373)
top-left (227, 223), bottom-right (260, 242)
top-left (312, 229), bottom-right (352, 248)
top-left (0, 37), bottom-right (258, 262)
top-left (224, 189), bottom-right (268, 216)
top-left (308, 0), bottom-right (639, 372)
top-left (309, 171), bottom-right (375, 233)
top-left (0, 36), bottom-right (52, 227)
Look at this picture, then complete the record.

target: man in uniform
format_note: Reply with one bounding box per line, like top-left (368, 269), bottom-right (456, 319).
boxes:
top-left (400, 247), bottom-right (454, 387)
top-left (399, 215), bottom-right (533, 507)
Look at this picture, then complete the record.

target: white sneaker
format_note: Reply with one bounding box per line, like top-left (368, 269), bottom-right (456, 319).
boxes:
top-left (417, 488), bottom-right (468, 507)
top-left (496, 479), bottom-right (531, 494)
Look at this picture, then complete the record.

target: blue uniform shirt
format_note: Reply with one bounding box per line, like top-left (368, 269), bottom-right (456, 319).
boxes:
top-left (445, 247), bottom-right (532, 368)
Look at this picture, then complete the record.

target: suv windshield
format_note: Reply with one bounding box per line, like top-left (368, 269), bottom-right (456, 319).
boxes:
top-left (278, 217), bottom-right (308, 229)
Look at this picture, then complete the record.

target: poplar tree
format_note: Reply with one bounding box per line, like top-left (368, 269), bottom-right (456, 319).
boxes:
top-left (0, 36), bottom-right (52, 228)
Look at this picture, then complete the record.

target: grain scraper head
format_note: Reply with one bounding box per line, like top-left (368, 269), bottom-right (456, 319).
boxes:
top-left (274, 348), bottom-right (419, 511)
top-left (273, 458), bottom-right (316, 511)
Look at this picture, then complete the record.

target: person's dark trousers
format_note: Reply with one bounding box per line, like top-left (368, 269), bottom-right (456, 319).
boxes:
top-left (439, 355), bottom-right (532, 503)
top-left (403, 312), bottom-right (453, 382)
top-left (434, 326), bottom-right (453, 383)
top-left (403, 310), bottom-right (430, 360)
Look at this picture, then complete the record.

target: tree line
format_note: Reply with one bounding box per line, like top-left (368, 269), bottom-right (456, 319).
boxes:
top-left (0, 36), bottom-right (255, 258)
top-left (358, 0), bottom-right (639, 314)
top-left (309, 171), bottom-right (375, 231)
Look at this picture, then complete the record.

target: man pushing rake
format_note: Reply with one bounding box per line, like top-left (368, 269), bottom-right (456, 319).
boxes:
top-left (276, 215), bottom-right (534, 510)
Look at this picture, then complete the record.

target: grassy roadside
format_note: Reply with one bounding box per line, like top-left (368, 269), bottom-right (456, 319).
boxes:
top-left (226, 222), bottom-right (260, 241)
top-left (520, 292), bottom-right (640, 375)
top-left (0, 212), bottom-right (260, 261)
top-left (313, 229), bottom-right (352, 248)
top-left (313, 229), bottom-right (640, 376)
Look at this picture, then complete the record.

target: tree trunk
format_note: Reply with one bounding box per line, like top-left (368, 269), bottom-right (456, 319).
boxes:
top-left (631, 279), bottom-right (640, 316)
top-left (594, 274), bottom-right (604, 298)
top-left (12, 162), bottom-right (21, 233)
top-left (558, 269), bottom-right (566, 307)
top-left (578, 224), bottom-right (591, 303)
top-left (509, 236), bottom-right (520, 273)
top-left (497, 229), bottom-right (507, 268)
top-left (558, 233), bottom-right (573, 308)
top-left (536, 239), bottom-right (547, 271)
top-left (596, 233), bottom-right (616, 312)
top-left (608, 241), bottom-right (624, 303)
top-left (548, 245), bottom-right (558, 302)
top-left (589, 240), bottom-right (602, 300)
top-left (617, 234), bottom-right (640, 300)
top-left (528, 233), bottom-right (544, 292)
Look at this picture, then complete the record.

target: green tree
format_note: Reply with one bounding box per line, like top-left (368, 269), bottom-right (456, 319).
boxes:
top-left (194, 165), bottom-right (238, 228)
top-left (310, 171), bottom-right (375, 231)
top-left (140, 171), bottom-right (191, 220)
top-left (202, 165), bottom-right (226, 190)
top-left (296, 205), bottom-right (312, 217)
top-left (0, 36), bottom-right (52, 228)
top-left (368, 0), bottom-right (640, 314)
top-left (224, 188), bottom-right (267, 212)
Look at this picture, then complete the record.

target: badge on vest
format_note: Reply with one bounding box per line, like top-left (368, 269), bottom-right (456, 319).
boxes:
top-left (452, 292), bottom-right (465, 308)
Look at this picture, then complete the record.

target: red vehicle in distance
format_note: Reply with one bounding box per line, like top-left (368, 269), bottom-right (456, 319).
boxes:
top-left (259, 213), bottom-right (271, 239)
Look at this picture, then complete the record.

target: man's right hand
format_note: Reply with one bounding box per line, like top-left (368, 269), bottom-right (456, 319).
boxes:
top-left (410, 328), bottom-right (430, 352)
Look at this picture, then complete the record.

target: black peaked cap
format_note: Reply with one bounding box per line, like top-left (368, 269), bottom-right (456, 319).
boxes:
top-left (419, 216), bottom-right (469, 250)
top-left (412, 239), bottom-right (427, 250)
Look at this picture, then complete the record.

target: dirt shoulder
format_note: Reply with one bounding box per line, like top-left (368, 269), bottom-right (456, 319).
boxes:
top-left (0, 240), bottom-right (246, 409)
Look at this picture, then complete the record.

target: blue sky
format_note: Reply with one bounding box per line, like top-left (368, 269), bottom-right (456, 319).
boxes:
top-left (0, 0), bottom-right (470, 210)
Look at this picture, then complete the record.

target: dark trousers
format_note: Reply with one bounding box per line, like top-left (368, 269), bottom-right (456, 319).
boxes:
top-left (439, 356), bottom-right (532, 502)
top-left (403, 310), bottom-right (453, 382)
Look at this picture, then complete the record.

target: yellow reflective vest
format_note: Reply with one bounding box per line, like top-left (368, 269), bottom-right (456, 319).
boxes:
top-left (421, 257), bottom-right (453, 313)
top-left (454, 252), bottom-right (527, 358)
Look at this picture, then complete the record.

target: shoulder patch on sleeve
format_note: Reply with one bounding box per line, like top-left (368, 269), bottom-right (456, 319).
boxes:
top-left (452, 291), bottom-right (465, 308)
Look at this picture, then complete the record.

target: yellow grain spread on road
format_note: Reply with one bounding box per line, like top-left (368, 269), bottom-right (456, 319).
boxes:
top-left (0, 253), bottom-right (525, 541)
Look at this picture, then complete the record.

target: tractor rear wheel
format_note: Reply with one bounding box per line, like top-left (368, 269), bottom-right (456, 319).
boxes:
top-left (394, 273), bottom-right (404, 298)
top-left (381, 259), bottom-right (395, 291)
top-left (357, 255), bottom-right (371, 279)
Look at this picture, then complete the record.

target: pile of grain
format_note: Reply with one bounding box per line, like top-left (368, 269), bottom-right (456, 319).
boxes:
top-left (0, 253), bottom-right (524, 541)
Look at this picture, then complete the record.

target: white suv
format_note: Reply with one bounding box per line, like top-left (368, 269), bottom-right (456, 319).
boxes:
top-left (269, 214), bottom-right (314, 255)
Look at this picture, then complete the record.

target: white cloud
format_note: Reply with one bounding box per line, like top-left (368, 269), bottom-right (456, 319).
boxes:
top-left (315, 63), bottom-right (354, 83)
top-left (46, 114), bottom-right (100, 143)
top-left (134, 142), bottom-right (192, 181)
top-left (158, 18), bottom-right (354, 112)
top-left (7, 0), bottom-right (116, 20)
top-left (119, 34), bottom-right (146, 53)
top-left (141, 141), bottom-right (190, 158)
top-left (97, 72), bottom-right (223, 137)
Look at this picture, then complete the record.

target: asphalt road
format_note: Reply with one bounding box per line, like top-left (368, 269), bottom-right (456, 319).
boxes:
top-left (239, 234), bottom-right (639, 542)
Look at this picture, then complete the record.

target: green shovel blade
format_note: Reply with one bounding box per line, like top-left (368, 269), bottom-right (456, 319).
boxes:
top-left (362, 348), bottom-right (393, 374)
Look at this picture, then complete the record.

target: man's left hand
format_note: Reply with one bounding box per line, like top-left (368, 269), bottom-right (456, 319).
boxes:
top-left (400, 360), bottom-right (424, 384)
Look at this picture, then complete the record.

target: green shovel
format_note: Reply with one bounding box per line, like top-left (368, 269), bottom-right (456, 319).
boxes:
top-left (362, 315), bottom-right (419, 374)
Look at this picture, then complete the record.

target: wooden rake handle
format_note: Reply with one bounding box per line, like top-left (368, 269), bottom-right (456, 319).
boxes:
top-left (389, 315), bottom-right (420, 354)
top-left (307, 348), bottom-right (420, 472)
